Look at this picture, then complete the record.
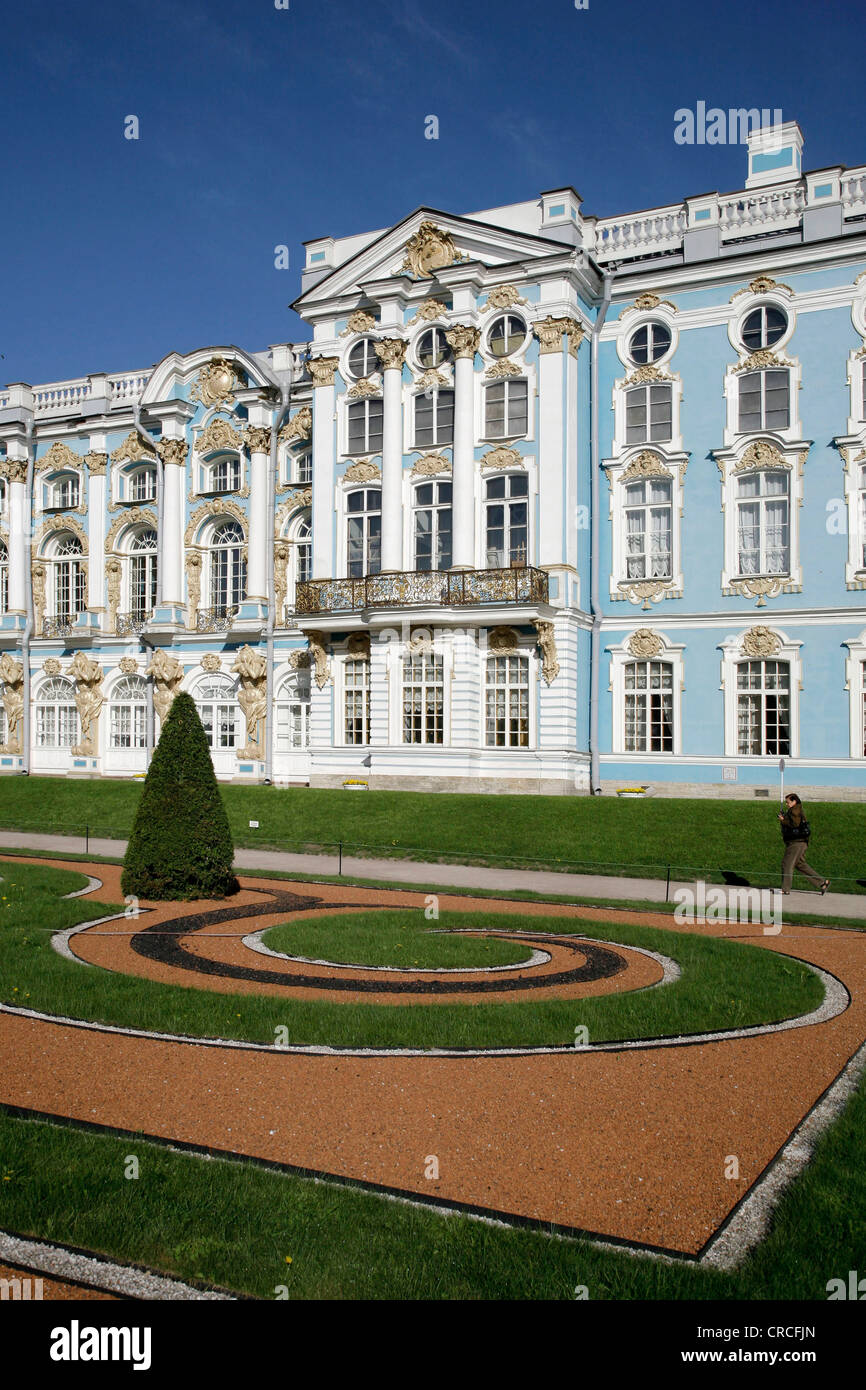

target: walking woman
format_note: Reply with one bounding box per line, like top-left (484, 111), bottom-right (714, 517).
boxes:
top-left (778, 793), bottom-right (830, 895)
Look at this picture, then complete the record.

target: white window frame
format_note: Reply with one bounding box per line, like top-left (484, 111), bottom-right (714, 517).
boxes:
top-left (341, 484), bottom-right (382, 578)
top-left (719, 628), bottom-right (802, 759)
top-left (605, 450), bottom-right (686, 604)
top-left (192, 673), bottom-right (241, 751)
top-left (483, 650), bottom-right (533, 750)
top-left (207, 520), bottom-right (246, 612)
top-left (483, 470), bottom-right (531, 569)
top-left (341, 655), bottom-right (371, 746)
top-left (343, 396), bottom-right (384, 458)
top-left (401, 648), bottom-right (446, 745)
top-left (412, 387), bottom-right (455, 450)
top-left (716, 441), bottom-right (805, 598)
top-left (608, 633), bottom-right (684, 757)
top-left (0, 539), bottom-right (8, 616)
top-left (275, 669), bottom-right (311, 750)
top-left (109, 674), bottom-right (148, 749)
top-left (42, 471), bottom-right (81, 512)
top-left (411, 478), bottom-right (453, 572)
top-left (722, 293), bottom-right (801, 446)
top-left (35, 676), bottom-right (80, 749)
top-left (47, 534), bottom-right (86, 620)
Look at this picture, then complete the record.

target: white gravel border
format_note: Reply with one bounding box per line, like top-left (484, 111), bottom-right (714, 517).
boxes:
top-left (0, 1230), bottom-right (234, 1300)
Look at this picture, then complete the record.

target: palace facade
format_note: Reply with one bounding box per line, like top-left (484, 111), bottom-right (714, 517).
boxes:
top-left (2, 121), bottom-right (866, 797)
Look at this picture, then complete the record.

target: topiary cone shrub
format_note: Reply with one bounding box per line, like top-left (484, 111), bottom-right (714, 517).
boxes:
top-left (121, 691), bottom-right (238, 901)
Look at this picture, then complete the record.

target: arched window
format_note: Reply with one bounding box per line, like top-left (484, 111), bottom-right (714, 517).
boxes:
top-left (488, 315), bottom-right (526, 358)
top-left (128, 466), bottom-right (156, 502)
top-left (209, 521), bottom-right (246, 611)
top-left (36, 677), bottom-right (79, 748)
top-left (742, 306), bottom-right (787, 351)
top-left (627, 322), bottom-right (672, 364)
top-left (193, 673), bottom-right (240, 750)
top-left (52, 535), bottom-right (86, 619)
top-left (295, 515), bottom-right (311, 588)
top-left (294, 450), bottom-right (312, 485)
top-left (736, 471), bottom-right (789, 576)
top-left (347, 338), bottom-right (380, 379)
top-left (206, 456), bottom-right (241, 492)
top-left (736, 660), bottom-right (790, 755)
top-left (45, 473), bottom-right (80, 510)
top-left (110, 675), bottom-right (148, 748)
top-left (128, 529), bottom-right (158, 619)
top-left (276, 669), bottom-right (311, 750)
top-left (0, 540), bottom-right (8, 615)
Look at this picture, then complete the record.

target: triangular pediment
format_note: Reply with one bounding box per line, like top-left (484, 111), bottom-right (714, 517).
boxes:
top-left (294, 207), bottom-right (571, 313)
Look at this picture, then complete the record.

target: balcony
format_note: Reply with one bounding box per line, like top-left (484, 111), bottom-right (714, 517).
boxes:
top-left (296, 566), bottom-right (549, 615)
top-left (41, 615), bottom-right (76, 638)
top-left (115, 611), bottom-right (152, 637)
top-left (196, 605), bottom-right (239, 633)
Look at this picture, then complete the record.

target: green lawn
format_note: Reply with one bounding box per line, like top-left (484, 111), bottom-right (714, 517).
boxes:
top-left (0, 777), bottom-right (864, 893)
top-left (0, 867), bottom-right (824, 1050)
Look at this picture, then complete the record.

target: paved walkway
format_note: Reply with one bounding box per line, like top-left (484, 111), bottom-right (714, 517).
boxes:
top-left (0, 829), bottom-right (863, 922)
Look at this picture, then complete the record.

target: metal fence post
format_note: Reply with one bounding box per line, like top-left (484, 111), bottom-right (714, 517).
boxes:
top-left (338, 841), bottom-right (342, 877)
top-left (665, 864), bottom-right (671, 903)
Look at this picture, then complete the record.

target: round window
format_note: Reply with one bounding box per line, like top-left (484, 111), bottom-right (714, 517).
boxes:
top-left (628, 322), bottom-right (672, 365)
top-left (742, 306), bottom-right (787, 351)
top-left (347, 338), bottom-right (380, 378)
top-left (488, 315), bottom-right (526, 358)
top-left (417, 328), bottom-right (452, 369)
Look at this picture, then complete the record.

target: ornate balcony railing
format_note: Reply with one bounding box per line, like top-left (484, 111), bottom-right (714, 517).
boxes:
top-left (196, 605), bottom-right (239, 633)
top-left (41, 615), bottom-right (75, 638)
top-left (115, 611), bottom-right (151, 637)
top-left (296, 566), bottom-right (548, 615)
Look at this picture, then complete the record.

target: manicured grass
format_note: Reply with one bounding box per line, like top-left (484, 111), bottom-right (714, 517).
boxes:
top-left (2, 1065), bottom-right (865, 1299)
top-left (0, 866), bottom-right (823, 1050)
top-left (1, 777), bottom-right (864, 892)
top-left (261, 911), bottom-right (533, 969)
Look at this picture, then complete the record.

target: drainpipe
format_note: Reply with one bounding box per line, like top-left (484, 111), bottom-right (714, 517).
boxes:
top-left (264, 362), bottom-right (294, 785)
top-left (20, 418), bottom-right (36, 774)
top-left (134, 403), bottom-right (160, 760)
top-left (589, 270), bottom-right (613, 795)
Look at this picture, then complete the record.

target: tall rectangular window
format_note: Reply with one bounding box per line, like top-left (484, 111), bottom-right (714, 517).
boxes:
top-left (484, 379), bottom-right (528, 439)
top-left (413, 482), bottom-right (452, 571)
top-left (625, 384), bottom-right (672, 444)
top-left (485, 473), bottom-right (528, 567)
top-left (624, 478), bottom-right (672, 579)
top-left (737, 660), bottom-right (790, 756)
top-left (736, 471), bottom-right (789, 575)
top-left (625, 661), bottom-right (673, 752)
top-left (485, 655), bottom-right (529, 747)
top-left (859, 462), bottom-right (866, 570)
top-left (346, 489), bottom-right (381, 577)
top-left (347, 398), bottom-right (384, 455)
top-left (414, 390), bottom-right (454, 448)
top-left (402, 652), bottom-right (444, 744)
top-left (738, 370), bottom-right (790, 432)
top-left (344, 659), bottom-right (370, 744)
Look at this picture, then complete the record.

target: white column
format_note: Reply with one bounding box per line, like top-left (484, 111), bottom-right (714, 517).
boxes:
top-left (85, 448), bottom-right (107, 617)
top-left (375, 338), bottom-right (406, 572)
top-left (535, 318), bottom-right (566, 568)
top-left (445, 325), bottom-right (480, 569)
top-left (310, 357), bottom-right (339, 579)
top-left (160, 448), bottom-right (184, 606)
top-left (244, 426), bottom-right (270, 600)
top-left (7, 461), bottom-right (28, 613)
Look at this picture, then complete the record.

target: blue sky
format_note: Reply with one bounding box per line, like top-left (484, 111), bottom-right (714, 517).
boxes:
top-left (1, 0), bottom-right (863, 385)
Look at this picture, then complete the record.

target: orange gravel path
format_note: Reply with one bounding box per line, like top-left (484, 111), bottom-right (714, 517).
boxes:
top-left (2, 856), bottom-right (865, 1257)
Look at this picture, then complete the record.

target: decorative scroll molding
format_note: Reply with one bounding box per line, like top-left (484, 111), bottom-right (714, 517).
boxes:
top-left (617, 578), bottom-right (675, 611)
top-left (119, 656), bottom-right (139, 675)
top-left (347, 632), bottom-right (371, 659)
top-left (0, 457), bottom-right (27, 483)
top-left (242, 426), bottom-right (270, 455)
top-left (34, 514), bottom-right (88, 553)
top-left (730, 276), bottom-right (793, 301)
top-left (623, 364), bottom-right (673, 386)
top-left (729, 577), bottom-right (787, 608)
top-left (195, 419), bottom-right (244, 455)
top-left (85, 452), bottom-right (108, 475)
top-left (110, 431), bottom-right (157, 464)
top-left (288, 649), bottom-right (311, 671)
top-left (42, 657), bottom-right (62, 678)
top-left (484, 360), bottom-right (521, 378)
top-left (146, 648), bottom-right (184, 726)
top-left (232, 644), bottom-right (268, 759)
top-left (482, 285), bottom-right (529, 313)
top-left (279, 407), bottom-right (313, 444)
top-left (374, 339), bottom-right (406, 371)
top-left (36, 441), bottom-right (84, 473)
top-left (343, 460), bottom-right (381, 483)
top-left (411, 453), bottom-right (452, 477)
top-left (408, 298), bottom-right (449, 324)
top-left (200, 653), bottom-right (222, 673)
top-left (274, 538), bottom-right (289, 620)
top-left (620, 452), bottom-right (673, 482)
top-left (488, 625), bottom-right (519, 655)
top-left (0, 653), bottom-right (24, 754)
top-left (347, 377), bottom-right (382, 399)
top-left (400, 222), bottom-right (467, 278)
top-left (733, 349), bottom-right (793, 373)
top-left (105, 507), bottom-right (157, 553)
top-left (189, 358), bottom-right (242, 407)
top-left (445, 324), bottom-right (480, 360)
top-left (414, 368), bottom-right (448, 390)
top-left (70, 650), bottom-right (104, 757)
top-left (308, 356), bottom-right (340, 388)
top-left (184, 498), bottom-right (247, 546)
top-left (156, 438), bottom-right (188, 468)
top-left (628, 628), bottom-right (664, 659)
top-left (340, 310), bottom-right (377, 336)
top-left (275, 492), bottom-right (312, 532)
top-left (733, 440), bottom-right (790, 473)
top-left (533, 316), bottom-right (584, 356)
top-left (741, 625), bottom-right (782, 657)
top-left (534, 620), bottom-right (560, 684)
top-left (32, 563), bottom-right (46, 636)
top-left (480, 447), bottom-right (523, 471)
top-left (618, 293), bottom-right (677, 317)
top-left (306, 631), bottom-right (330, 689)
top-left (185, 550), bottom-right (202, 630)
top-left (106, 555), bottom-right (122, 631)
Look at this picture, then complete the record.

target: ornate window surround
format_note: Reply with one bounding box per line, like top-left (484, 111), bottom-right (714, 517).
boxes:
top-left (400, 455), bottom-right (453, 569)
top-left (40, 467), bottom-right (84, 515)
top-left (719, 625), bottom-right (802, 759)
top-left (607, 628), bottom-right (685, 757)
top-left (478, 625), bottom-right (537, 751)
top-left (191, 414), bottom-right (248, 498)
top-left (335, 462), bottom-right (382, 578)
top-left (475, 348), bottom-right (536, 447)
top-left (603, 447), bottom-right (687, 608)
top-left (111, 460), bottom-right (157, 506)
top-left (380, 627), bottom-right (453, 746)
top-left (339, 389), bottom-right (384, 460)
top-left (409, 384), bottom-right (455, 452)
top-left (616, 302), bottom-right (679, 372)
top-left (476, 455), bottom-right (537, 571)
top-left (722, 283), bottom-right (802, 447)
top-left (714, 437), bottom-right (807, 604)
top-left (834, 443), bottom-right (866, 590)
top-left (843, 628), bottom-right (866, 759)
